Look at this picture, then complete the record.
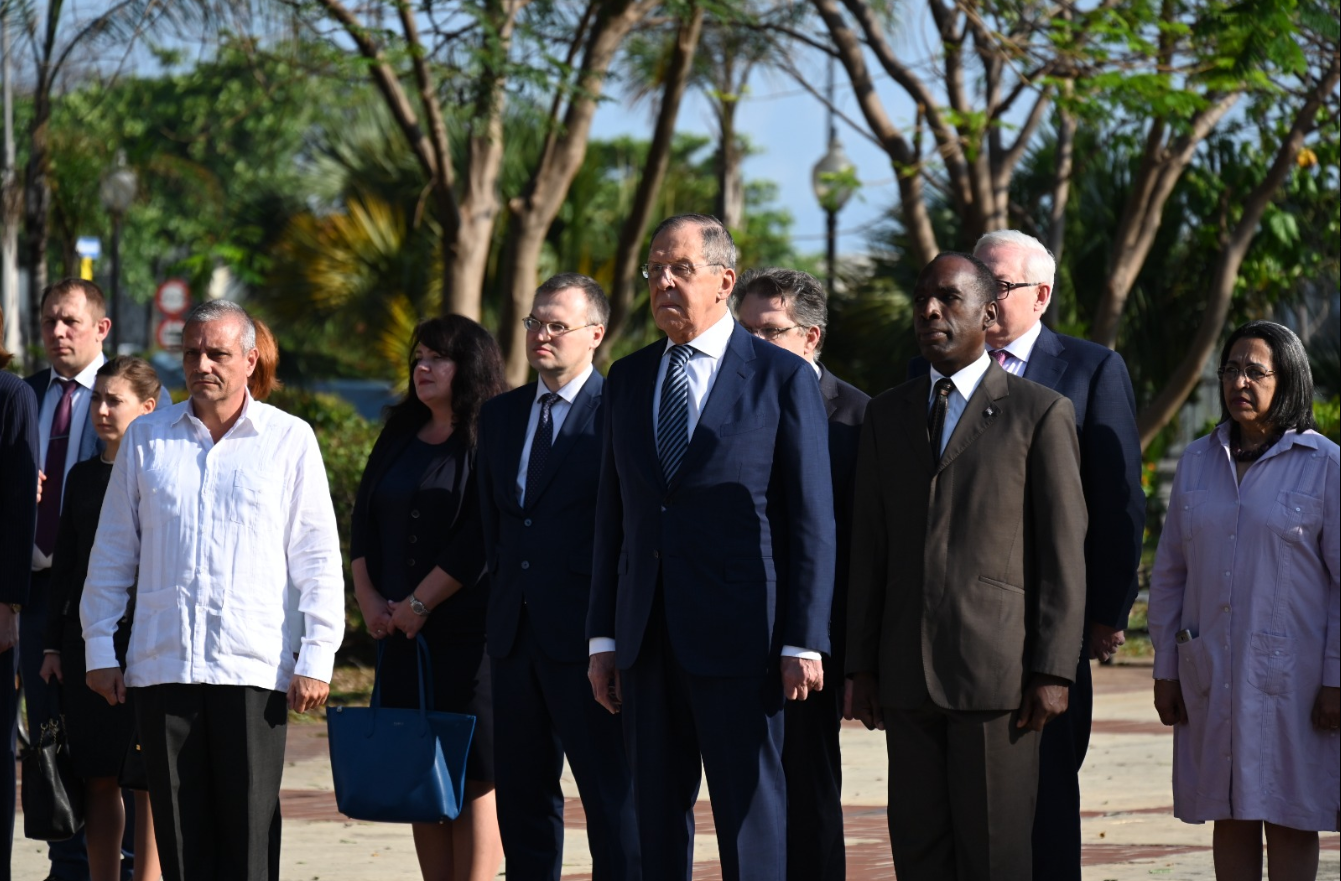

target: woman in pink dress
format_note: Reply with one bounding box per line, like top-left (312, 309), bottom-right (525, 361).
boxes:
top-left (1150, 320), bottom-right (1339, 880)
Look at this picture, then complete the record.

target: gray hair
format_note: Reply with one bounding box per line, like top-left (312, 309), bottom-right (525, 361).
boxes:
top-left (733, 267), bottom-right (830, 352)
top-left (184, 299), bottom-right (257, 352)
top-left (535, 272), bottom-right (610, 326)
top-left (974, 230), bottom-right (1056, 291)
top-left (650, 214), bottom-right (738, 271)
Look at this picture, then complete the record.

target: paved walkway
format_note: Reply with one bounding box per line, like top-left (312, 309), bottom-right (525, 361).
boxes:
top-left (13, 663), bottom-right (1339, 878)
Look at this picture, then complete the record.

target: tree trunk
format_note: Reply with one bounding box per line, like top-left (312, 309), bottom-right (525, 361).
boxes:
top-left (497, 218), bottom-right (547, 387)
top-left (602, 5), bottom-right (704, 367)
top-left (23, 85), bottom-right (51, 349)
top-left (715, 93), bottom-right (744, 230)
top-left (1043, 105), bottom-right (1075, 326)
top-left (1135, 49), bottom-right (1340, 449)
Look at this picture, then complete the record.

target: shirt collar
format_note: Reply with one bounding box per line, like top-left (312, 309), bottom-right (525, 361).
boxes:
top-left (536, 363), bottom-right (595, 405)
top-left (176, 389), bottom-right (265, 435)
top-left (663, 310), bottom-right (734, 361)
top-left (49, 353), bottom-right (106, 392)
top-left (928, 350), bottom-right (992, 403)
top-left (1213, 422), bottom-right (1334, 462)
top-left (993, 319), bottom-right (1044, 364)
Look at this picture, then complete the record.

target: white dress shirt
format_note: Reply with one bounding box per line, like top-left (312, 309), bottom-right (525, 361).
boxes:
top-left (928, 351), bottom-right (992, 457)
top-left (989, 319), bottom-right (1043, 377)
top-left (515, 364), bottom-right (596, 506)
top-left (591, 311), bottom-right (819, 661)
top-left (33, 354), bottom-right (105, 570)
top-left (81, 394), bottom-right (345, 691)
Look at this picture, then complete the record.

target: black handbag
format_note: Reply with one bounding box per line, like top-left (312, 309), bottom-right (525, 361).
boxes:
top-left (20, 687), bottom-right (84, 841)
top-left (118, 731), bottom-right (148, 792)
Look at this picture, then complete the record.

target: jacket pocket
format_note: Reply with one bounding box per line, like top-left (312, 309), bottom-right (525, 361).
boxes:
top-left (1178, 489), bottom-right (1211, 543)
top-left (1266, 491), bottom-right (1323, 543)
top-left (1177, 634), bottom-right (1212, 702)
top-left (1246, 632), bottom-right (1297, 695)
top-left (977, 575), bottom-right (1025, 595)
top-left (719, 416), bottom-right (768, 437)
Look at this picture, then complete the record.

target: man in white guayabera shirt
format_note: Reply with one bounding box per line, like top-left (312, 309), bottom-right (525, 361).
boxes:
top-left (81, 300), bottom-right (344, 881)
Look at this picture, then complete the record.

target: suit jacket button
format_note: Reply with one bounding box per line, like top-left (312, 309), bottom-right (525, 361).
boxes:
top-left (407, 558), bottom-right (415, 567)
top-left (653, 550), bottom-right (660, 559)
top-left (408, 535), bottom-right (417, 544)
top-left (521, 561), bottom-right (530, 570)
top-left (410, 509), bottom-right (420, 519)
top-left (524, 519), bottom-right (532, 527)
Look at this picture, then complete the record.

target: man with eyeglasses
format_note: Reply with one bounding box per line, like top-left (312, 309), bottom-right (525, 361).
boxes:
top-left (476, 273), bottom-right (639, 879)
top-left (910, 230), bottom-right (1145, 881)
top-left (587, 215), bottom-right (836, 881)
top-left (732, 267), bottom-right (867, 881)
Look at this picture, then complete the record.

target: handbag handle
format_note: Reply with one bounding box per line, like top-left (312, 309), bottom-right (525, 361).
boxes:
top-left (365, 634), bottom-right (436, 737)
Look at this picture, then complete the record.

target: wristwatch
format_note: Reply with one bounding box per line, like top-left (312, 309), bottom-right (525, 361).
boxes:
top-left (409, 593), bottom-right (430, 617)
top-left (7, 604), bottom-right (20, 614)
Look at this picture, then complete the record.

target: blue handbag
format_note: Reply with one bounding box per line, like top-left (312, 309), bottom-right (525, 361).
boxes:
top-left (327, 634), bottom-right (476, 823)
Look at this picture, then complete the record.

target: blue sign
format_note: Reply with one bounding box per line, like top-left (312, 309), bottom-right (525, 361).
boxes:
top-left (76, 237), bottom-right (101, 260)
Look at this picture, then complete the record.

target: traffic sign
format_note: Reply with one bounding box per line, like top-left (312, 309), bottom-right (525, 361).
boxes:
top-left (156, 318), bottom-right (185, 350)
top-left (155, 279), bottom-right (191, 317)
top-left (76, 237), bottom-right (101, 260)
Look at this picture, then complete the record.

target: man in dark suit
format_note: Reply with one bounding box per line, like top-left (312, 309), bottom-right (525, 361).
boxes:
top-left (587, 215), bottom-right (836, 881)
top-left (477, 273), bottom-right (639, 880)
top-left (21, 278), bottom-right (109, 881)
top-left (732, 268), bottom-right (867, 881)
top-left (0, 310), bottom-right (40, 881)
top-left (848, 252), bottom-right (1087, 880)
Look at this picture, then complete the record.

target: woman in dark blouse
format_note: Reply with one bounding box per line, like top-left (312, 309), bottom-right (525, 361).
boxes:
top-left (350, 315), bottom-right (506, 880)
top-left (38, 356), bottom-right (161, 881)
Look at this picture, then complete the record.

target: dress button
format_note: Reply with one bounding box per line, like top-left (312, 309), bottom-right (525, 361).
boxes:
top-left (411, 509), bottom-right (420, 519)
top-left (1223, 605), bottom-right (1231, 612)
top-left (407, 558), bottom-right (415, 567)
top-left (1295, 506), bottom-right (1301, 512)
top-left (524, 519), bottom-right (532, 527)
top-left (1228, 534), bottom-right (1235, 541)
top-left (1223, 571), bottom-right (1230, 578)
top-left (653, 550), bottom-right (660, 559)
top-left (408, 535), bottom-right (417, 544)
top-left (521, 561), bottom-right (530, 570)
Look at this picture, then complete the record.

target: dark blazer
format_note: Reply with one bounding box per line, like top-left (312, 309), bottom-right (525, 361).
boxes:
top-left (477, 372), bottom-right (605, 662)
top-left (587, 323), bottom-right (837, 677)
top-left (847, 363), bottom-right (1088, 711)
top-left (25, 368), bottom-right (103, 466)
top-left (818, 363), bottom-right (869, 666)
top-left (350, 421), bottom-right (488, 630)
top-left (911, 325), bottom-right (1146, 628)
top-left (0, 372), bottom-right (39, 606)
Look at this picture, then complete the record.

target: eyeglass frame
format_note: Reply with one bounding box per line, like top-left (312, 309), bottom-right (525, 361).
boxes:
top-left (641, 262), bottom-right (725, 281)
top-left (741, 324), bottom-right (805, 341)
top-left (521, 316), bottom-right (599, 337)
top-left (995, 279), bottom-right (1045, 300)
top-left (1216, 364), bottom-right (1276, 384)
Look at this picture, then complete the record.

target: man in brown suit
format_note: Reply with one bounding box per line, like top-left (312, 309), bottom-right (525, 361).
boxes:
top-left (845, 252), bottom-right (1087, 880)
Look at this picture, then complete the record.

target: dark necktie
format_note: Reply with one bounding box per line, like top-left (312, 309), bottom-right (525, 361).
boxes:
top-left (657, 344), bottom-right (694, 481)
top-left (991, 349), bottom-right (1009, 368)
top-left (36, 378), bottom-right (78, 555)
top-left (524, 392), bottom-right (561, 506)
top-left (928, 377), bottom-right (955, 466)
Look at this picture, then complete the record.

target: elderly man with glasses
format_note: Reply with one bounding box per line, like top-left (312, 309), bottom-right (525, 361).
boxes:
top-left (911, 230), bottom-right (1146, 881)
top-left (587, 215), bottom-right (836, 881)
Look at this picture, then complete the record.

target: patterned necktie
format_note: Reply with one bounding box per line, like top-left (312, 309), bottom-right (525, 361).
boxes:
top-left (657, 344), bottom-right (694, 481)
top-left (524, 392), bottom-right (561, 506)
top-left (36, 378), bottom-right (78, 555)
top-left (928, 377), bottom-right (955, 465)
top-left (991, 349), bottom-right (1009, 368)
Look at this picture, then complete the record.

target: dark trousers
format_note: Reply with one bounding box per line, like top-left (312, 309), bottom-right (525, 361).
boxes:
top-left (1031, 655), bottom-right (1093, 881)
top-left (132, 683), bottom-right (288, 881)
top-left (622, 595), bottom-right (787, 881)
top-left (18, 569), bottom-right (89, 880)
top-left (781, 651), bottom-right (844, 881)
top-left (883, 703), bottom-right (1040, 881)
top-left (492, 608), bottom-right (639, 880)
top-left (1, 643), bottom-right (16, 881)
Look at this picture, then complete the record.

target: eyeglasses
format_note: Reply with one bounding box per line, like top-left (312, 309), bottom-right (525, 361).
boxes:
top-left (995, 279), bottom-right (1044, 300)
top-left (641, 262), bottom-right (723, 281)
top-left (1217, 365), bottom-right (1276, 384)
top-left (743, 324), bottom-right (803, 341)
top-left (522, 317), bottom-right (597, 337)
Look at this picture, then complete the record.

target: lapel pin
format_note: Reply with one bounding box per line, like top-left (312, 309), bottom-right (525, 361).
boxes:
top-left (983, 405), bottom-right (997, 418)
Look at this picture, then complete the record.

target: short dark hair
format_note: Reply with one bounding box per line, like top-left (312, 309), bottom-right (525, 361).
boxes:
top-left (1218, 320), bottom-right (1317, 432)
top-left (97, 355), bottom-right (163, 404)
top-left (733, 268), bottom-right (830, 352)
top-left (650, 214), bottom-right (738, 271)
top-left (385, 315), bottom-right (506, 447)
top-left (535, 273), bottom-right (610, 327)
top-left (927, 251), bottom-right (997, 307)
top-left (40, 278), bottom-right (107, 319)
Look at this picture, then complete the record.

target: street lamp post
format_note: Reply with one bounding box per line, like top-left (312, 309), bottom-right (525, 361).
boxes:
top-left (811, 55), bottom-right (855, 295)
top-left (100, 150), bottom-right (137, 353)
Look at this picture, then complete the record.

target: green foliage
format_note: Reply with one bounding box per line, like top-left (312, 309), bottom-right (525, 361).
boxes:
top-left (266, 388), bottom-right (380, 647)
top-left (1314, 396), bottom-right (1340, 442)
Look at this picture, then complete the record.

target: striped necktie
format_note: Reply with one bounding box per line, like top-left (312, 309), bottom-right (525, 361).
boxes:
top-left (657, 344), bottom-right (694, 481)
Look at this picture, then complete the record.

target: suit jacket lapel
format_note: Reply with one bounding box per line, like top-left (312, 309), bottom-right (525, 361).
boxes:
top-left (499, 385), bottom-right (534, 512)
top-left (894, 376), bottom-right (936, 474)
top-left (1023, 324), bottom-right (1066, 392)
top-left (669, 325), bottom-right (756, 491)
top-left (818, 363), bottom-right (839, 419)
top-left (526, 373), bottom-right (603, 509)
top-left (937, 363), bottom-right (1008, 474)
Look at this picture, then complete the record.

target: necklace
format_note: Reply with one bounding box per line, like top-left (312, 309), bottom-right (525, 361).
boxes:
top-left (1230, 424), bottom-right (1280, 462)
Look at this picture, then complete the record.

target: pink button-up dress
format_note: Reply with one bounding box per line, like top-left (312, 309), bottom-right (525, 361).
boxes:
top-left (1149, 425), bottom-right (1339, 831)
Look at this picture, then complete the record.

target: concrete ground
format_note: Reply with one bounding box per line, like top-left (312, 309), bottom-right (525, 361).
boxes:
top-left (13, 662), bottom-right (1339, 879)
